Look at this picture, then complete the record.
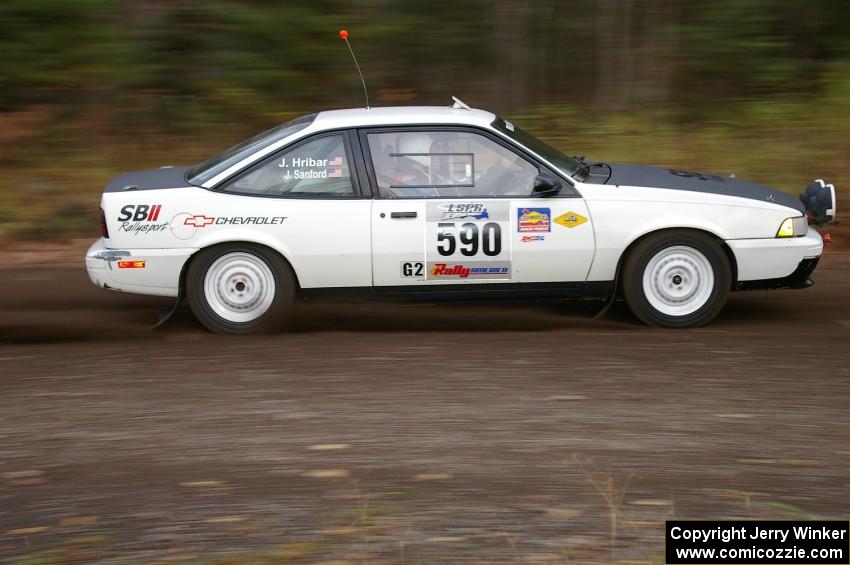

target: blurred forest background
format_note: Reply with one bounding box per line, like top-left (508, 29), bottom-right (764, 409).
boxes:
top-left (1, 0), bottom-right (848, 240)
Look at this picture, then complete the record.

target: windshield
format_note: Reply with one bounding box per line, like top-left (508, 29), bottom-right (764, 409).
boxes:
top-left (187, 113), bottom-right (317, 186)
top-left (492, 117), bottom-right (580, 177)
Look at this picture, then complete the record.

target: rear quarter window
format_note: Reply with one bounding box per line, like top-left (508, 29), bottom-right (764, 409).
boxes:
top-left (224, 134), bottom-right (356, 197)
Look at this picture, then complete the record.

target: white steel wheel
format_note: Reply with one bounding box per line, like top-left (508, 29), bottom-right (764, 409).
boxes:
top-left (622, 231), bottom-right (731, 328)
top-left (203, 252), bottom-right (276, 323)
top-left (641, 245), bottom-right (714, 317)
top-left (187, 244), bottom-right (295, 334)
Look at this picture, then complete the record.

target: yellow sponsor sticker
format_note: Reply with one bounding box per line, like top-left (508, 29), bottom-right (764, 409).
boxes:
top-left (554, 211), bottom-right (587, 228)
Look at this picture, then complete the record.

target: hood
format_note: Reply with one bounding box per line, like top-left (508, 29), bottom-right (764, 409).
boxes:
top-left (595, 163), bottom-right (804, 213)
top-left (104, 166), bottom-right (193, 193)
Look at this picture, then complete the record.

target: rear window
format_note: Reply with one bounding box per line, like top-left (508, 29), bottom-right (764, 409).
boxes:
top-left (187, 113), bottom-right (317, 186)
top-left (224, 134), bottom-right (355, 197)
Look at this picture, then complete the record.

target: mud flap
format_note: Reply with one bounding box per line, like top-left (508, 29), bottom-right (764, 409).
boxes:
top-left (153, 294), bottom-right (184, 329)
top-left (593, 266), bottom-right (621, 320)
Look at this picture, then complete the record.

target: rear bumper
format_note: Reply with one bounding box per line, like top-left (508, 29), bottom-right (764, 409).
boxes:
top-left (726, 229), bottom-right (823, 282)
top-left (86, 238), bottom-right (195, 297)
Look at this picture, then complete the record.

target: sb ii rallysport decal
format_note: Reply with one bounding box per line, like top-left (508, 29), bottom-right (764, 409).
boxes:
top-left (117, 204), bottom-right (169, 235)
top-left (425, 201), bottom-right (511, 280)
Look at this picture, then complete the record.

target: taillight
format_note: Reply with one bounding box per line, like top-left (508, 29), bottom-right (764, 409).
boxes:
top-left (99, 208), bottom-right (109, 238)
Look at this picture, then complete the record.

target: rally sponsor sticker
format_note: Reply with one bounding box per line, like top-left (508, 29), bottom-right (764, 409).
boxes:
top-left (518, 207), bottom-right (550, 232)
top-left (554, 211), bottom-right (587, 229)
top-left (116, 204), bottom-right (169, 235)
top-left (425, 201), bottom-right (511, 280)
top-left (169, 213), bottom-right (287, 240)
top-left (427, 261), bottom-right (511, 280)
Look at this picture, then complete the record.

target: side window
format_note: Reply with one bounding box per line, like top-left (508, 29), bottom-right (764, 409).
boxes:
top-left (225, 134), bottom-right (355, 197)
top-left (367, 130), bottom-right (538, 198)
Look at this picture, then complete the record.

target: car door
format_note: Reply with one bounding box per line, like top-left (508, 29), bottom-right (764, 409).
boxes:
top-left (362, 127), bottom-right (595, 289)
top-left (201, 130), bottom-right (373, 289)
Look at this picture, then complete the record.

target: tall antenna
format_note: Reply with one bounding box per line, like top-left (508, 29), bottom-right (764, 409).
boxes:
top-left (339, 29), bottom-right (370, 109)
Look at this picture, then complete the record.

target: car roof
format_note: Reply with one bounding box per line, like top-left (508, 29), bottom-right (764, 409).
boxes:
top-left (312, 105), bottom-right (497, 130)
top-left (198, 104), bottom-right (502, 188)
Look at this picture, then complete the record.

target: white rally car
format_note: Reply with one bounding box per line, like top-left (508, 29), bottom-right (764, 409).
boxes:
top-left (86, 98), bottom-right (836, 334)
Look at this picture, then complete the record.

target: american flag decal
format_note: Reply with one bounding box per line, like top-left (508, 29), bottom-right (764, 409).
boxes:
top-left (328, 156), bottom-right (343, 166)
top-left (328, 168), bottom-right (343, 178)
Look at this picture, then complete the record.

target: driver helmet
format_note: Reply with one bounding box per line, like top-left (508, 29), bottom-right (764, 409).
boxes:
top-left (396, 132), bottom-right (435, 169)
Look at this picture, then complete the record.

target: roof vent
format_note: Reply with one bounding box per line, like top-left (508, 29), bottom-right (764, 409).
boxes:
top-left (451, 96), bottom-right (472, 110)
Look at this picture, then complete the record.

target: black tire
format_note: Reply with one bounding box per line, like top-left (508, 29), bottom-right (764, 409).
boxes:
top-left (622, 230), bottom-right (731, 328)
top-left (186, 243), bottom-right (295, 335)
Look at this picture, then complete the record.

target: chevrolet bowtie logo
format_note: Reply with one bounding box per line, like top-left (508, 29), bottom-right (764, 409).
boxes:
top-left (184, 215), bottom-right (215, 227)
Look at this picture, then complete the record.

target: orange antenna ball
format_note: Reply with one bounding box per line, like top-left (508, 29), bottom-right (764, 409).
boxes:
top-left (337, 28), bottom-right (369, 108)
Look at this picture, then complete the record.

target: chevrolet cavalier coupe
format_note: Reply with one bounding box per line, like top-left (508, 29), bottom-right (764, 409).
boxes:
top-left (86, 98), bottom-right (836, 334)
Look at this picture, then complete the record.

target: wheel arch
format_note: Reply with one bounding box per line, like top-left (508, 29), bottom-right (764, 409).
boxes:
top-left (614, 227), bottom-right (738, 293)
top-left (178, 240), bottom-right (302, 299)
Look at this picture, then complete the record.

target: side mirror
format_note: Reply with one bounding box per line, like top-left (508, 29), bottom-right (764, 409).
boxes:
top-left (531, 173), bottom-right (562, 197)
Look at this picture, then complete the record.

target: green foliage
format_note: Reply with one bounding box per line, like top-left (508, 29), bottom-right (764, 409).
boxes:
top-left (0, 0), bottom-right (849, 240)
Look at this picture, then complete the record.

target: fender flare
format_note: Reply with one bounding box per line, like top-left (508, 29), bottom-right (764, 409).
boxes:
top-left (613, 227), bottom-right (738, 291)
top-left (177, 235), bottom-right (302, 297)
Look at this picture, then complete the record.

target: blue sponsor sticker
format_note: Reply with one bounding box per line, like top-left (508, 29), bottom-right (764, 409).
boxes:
top-left (517, 207), bottom-right (551, 232)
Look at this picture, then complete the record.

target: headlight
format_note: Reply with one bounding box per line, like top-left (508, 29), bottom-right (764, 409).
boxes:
top-left (776, 216), bottom-right (808, 238)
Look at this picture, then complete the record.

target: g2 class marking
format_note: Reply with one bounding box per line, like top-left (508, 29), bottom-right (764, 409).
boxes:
top-left (401, 261), bottom-right (425, 278)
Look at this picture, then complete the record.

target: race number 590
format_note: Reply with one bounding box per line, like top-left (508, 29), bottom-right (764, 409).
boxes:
top-left (436, 222), bottom-right (501, 257)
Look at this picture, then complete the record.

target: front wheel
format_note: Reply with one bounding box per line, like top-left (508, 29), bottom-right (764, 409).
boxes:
top-left (622, 231), bottom-right (731, 328)
top-left (186, 244), bottom-right (295, 334)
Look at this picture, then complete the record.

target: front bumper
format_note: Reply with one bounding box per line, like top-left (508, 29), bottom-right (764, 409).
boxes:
top-left (86, 238), bottom-right (194, 297)
top-left (736, 257), bottom-right (819, 291)
top-left (726, 229), bottom-right (823, 283)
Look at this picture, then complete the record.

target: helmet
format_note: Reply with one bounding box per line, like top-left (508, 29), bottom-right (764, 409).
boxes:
top-left (396, 132), bottom-right (435, 168)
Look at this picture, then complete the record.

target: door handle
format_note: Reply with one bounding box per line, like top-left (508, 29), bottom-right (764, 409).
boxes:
top-left (390, 211), bottom-right (417, 219)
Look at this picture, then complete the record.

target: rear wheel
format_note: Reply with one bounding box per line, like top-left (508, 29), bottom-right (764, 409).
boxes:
top-left (187, 244), bottom-right (295, 334)
top-left (622, 231), bottom-right (731, 328)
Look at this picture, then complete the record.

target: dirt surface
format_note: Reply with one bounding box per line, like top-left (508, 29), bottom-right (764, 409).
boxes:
top-left (1, 252), bottom-right (849, 563)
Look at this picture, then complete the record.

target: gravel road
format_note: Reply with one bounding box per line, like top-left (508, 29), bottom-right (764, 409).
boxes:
top-left (1, 253), bottom-right (848, 563)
